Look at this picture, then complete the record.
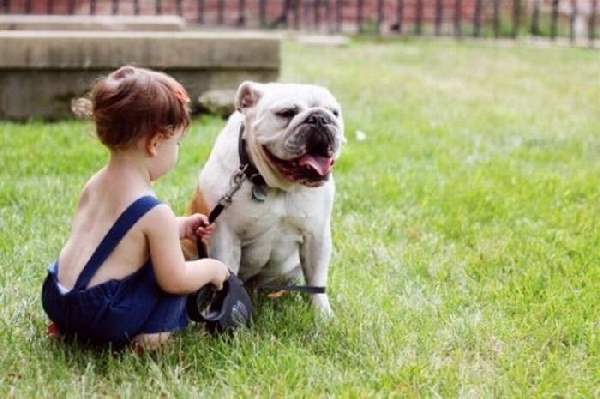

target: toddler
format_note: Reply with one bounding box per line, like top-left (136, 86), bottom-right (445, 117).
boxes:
top-left (41, 66), bottom-right (229, 350)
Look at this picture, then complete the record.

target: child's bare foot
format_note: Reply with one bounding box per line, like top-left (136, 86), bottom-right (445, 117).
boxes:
top-left (46, 322), bottom-right (61, 339)
top-left (131, 332), bottom-right (171, 353)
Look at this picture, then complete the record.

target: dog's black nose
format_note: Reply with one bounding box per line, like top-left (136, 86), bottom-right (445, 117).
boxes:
top-left (305, 111), bottom-right (332, 127)
top-left (307, 129), bottom-right (334, 157)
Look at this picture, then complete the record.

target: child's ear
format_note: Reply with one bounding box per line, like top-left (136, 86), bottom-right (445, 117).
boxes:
top-left (145, 134), bottom-right (161, 157)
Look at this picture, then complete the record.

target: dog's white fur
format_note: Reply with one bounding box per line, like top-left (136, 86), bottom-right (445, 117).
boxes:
top-left (194, 82), bottom-right (344, 315)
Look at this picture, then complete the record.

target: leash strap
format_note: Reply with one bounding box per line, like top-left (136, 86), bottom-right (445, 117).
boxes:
top-left (258, 285), bottom-right (326, 294)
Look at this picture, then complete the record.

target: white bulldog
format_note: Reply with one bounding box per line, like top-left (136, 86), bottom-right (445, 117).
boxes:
top-left (186, 81), bottom-right (344, 315)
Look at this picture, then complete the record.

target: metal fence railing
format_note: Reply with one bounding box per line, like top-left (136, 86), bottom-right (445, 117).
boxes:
top-left (0, 0), bottom-right (598, 46)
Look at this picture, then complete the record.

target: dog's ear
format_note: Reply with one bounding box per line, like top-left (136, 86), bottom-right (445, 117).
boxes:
top-left (235, 81), bottom-right (263, 112)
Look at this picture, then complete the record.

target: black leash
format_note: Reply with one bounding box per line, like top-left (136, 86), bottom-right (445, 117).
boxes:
top-left (195, 123), bottom-right (326, 295)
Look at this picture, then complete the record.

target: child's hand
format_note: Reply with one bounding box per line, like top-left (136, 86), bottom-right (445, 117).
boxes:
top-left (179, 214), bottom-right (215, 241)
top-left (208, 261), bottom-right (230, 290)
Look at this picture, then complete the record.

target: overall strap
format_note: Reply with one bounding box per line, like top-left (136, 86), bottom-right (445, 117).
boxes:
top-left (73, 196), bottom-right (161, 291)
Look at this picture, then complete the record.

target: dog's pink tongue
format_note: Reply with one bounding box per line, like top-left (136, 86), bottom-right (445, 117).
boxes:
top-left (299, 155), bottom-right (334, 176)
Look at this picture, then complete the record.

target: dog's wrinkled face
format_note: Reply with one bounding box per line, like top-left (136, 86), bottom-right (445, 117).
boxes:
top-left (236, 82), bottom-right (344, 189)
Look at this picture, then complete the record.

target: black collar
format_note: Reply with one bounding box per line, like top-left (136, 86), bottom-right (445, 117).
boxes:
top-left (238, 124), bottom-right (266, 187)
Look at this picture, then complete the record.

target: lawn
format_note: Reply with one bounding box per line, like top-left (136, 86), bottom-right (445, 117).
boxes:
top-left (1, 39), bottom-right (598, 397)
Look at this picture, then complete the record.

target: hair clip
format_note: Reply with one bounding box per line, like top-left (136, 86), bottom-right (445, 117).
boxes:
top-left (174, 87), bottom-right (191, 104)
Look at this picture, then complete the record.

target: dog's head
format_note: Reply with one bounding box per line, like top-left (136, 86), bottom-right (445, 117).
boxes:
top-left (235, 81), bottom-right (344, 190)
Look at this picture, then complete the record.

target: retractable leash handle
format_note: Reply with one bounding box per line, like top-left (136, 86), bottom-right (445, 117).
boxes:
top-left (186, 227), bottom-right (254, 333)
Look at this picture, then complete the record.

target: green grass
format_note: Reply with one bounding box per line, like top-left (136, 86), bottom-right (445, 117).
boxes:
top-left (1, 40), bottom-right (599, 397)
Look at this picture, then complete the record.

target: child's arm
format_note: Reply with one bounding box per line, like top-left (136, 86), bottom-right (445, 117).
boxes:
top-left (145, 205), bottom-right (229, 294)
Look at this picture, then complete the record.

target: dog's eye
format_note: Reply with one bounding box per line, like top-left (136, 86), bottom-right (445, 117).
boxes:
top-left (331, 109), bottom-right (339, 117)
top-left (276, 108), bottom-right (298, 119)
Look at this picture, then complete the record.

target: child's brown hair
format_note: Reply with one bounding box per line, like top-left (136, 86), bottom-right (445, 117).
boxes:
top-left (91, 66), bottom-right (191, 150)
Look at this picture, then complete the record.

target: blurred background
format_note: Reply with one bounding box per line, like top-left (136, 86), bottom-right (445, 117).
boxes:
top-left (0, 0), bottom-right (597, 43)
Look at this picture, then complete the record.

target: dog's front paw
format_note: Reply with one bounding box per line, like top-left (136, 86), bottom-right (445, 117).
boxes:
top-left (311, 294), bottom-right (333, 319)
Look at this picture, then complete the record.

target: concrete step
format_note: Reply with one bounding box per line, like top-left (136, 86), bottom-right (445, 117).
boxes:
top-left (0, 30), bottom-right (281, 120)
top-left (0, 15), bottom-right (186, 31)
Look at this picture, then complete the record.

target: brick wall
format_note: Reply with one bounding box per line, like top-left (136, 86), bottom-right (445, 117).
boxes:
top-left (1, 0), bottom-right (511, 29)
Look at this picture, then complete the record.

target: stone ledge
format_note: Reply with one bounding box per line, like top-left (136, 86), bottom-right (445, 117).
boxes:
top-left (0, 31), bottom-right (281, 70)
top-left (0, 15), bottom-right (186, 31)
top-left (0, 31), bottom-right (281, 120)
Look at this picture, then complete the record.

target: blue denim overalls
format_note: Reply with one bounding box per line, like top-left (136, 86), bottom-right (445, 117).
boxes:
top-left (41, 196), bottom-right (188, 348)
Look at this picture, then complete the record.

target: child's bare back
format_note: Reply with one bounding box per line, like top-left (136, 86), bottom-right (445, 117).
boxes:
top-left (58, 169), bottom-right (152, 290)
